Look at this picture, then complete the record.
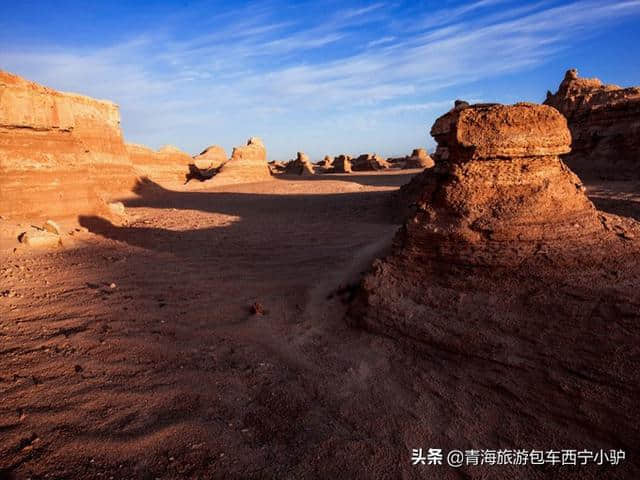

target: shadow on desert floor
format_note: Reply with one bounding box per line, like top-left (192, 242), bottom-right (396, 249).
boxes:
top-left (586, 181), bottom-right (640, 221)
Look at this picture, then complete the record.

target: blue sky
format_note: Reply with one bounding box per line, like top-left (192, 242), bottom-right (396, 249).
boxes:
top-left (2, 0), bottom-right (639, 160)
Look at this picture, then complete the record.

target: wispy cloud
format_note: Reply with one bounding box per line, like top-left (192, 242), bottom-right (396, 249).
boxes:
top-left (1, 0), bottom-right (639, 158)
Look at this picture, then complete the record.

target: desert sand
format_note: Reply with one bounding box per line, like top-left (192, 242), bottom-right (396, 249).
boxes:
top-left (1, 170), bottom-right (639, 479)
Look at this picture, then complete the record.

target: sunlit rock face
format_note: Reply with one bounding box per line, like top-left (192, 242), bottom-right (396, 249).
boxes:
top-left (544, 68), bottom-right (640, 180)
top-left (127, 143), bottom-right (193, 185)
top-left (351, 102), bottom-right (639, 335)
top-left (351, 153), bottom-right (390, 171)
top-left (209, 137), bottom-right (272, 185)
top-left (409, 102), bottom-right (603, 266)
top-left (193, 145), bottom-right (227, 170)
top-left (403, 148), bottom-right (434, 169)
top-left (284, 151), bottom-right (314, 175)
top-left (0, 69), bottom-right (136, 221)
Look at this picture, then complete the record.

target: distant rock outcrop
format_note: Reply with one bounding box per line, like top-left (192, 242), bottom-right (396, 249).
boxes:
top-left (284, 151), bottom-right (314, 175)
top-left (268, 161), bottom-right (287, 175)
top-left (0, 69), bottom-right (136, 222)
top-left (387, 148), bottom-right (434, 169)
top-left (403, 148), bottom-right (434, 169)
top-left (210, 137), bottom-right (271, 185)
top-left (320, 155), bottom-right (333, 168)
top-left (127, 143), bottom-right (192, 185)
top-left (331, 155), bottom-right (352, 173)
top-left (351, 153), bottom-right (390, 171)
top-left (544, 68), bottom-right (640, 179)
top-left (193, 145), bottom-right (227, 171)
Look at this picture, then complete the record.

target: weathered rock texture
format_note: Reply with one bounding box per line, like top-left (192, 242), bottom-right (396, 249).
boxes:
top-left (284, 151), bottom-right (314, 175)
top-left (210, 137), bottom-right (271, 185)
top-left (127, 143), bottom-right (192, 185)
top-left (397, 102), bottom-right (603, 266)
top-left (0, 70), bottom-right (136, 222)
top-left (544, 69), bottom-right (640, 180)
top-left (193, 145), bottom-right (227, 170)
top-left (350, 102), bottom-right (640, 475)
top-left (351, 153), bottom-right (390, 171)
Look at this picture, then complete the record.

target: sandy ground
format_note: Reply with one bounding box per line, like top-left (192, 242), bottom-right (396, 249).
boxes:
top-left (1, 172), bottom-right (639, 479)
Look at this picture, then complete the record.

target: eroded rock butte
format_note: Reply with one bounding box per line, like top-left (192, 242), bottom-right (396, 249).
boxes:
top-left (544, 68), bottom-right (640, 180)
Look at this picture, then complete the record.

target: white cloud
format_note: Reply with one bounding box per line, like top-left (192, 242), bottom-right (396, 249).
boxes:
top-left (1, 0), bottom-right (639, 158)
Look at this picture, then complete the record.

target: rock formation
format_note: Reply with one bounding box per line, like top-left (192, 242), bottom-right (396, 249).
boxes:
top-left (127, 143), bottom-right (193, 185)
top-left (387, 148), bottom-right (435, 169)
top-left (268, 160), bottom-right (287, 174)
top-left (314, 155), bottom-right (333, 173)
top-left (0, 70), bottom-right (136, 222)
top-left (403, 148), bottom-right (434, 169)
top-left (210, 137), bottom-right (271, 185)
top-left (331, 154), bottom-right (352, 173)
top-left (320, 155), bottom-right (333, 168)
top-left (352, 101), bottom-right (639, 334)
top-left (544, 68), bottom-right (640, 180)
top-left (284, 151), bottom-right (315, 175)
top-left (193, 145), bottom-right (227, 170)
top-left (351, 153), bottom-right (390, 171)
top-left (349, 102), bottom-right (640, 464)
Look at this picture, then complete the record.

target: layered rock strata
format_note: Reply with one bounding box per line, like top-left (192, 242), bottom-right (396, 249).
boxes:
top-left (127, 143), bottom-right (193, 185)
top-left (349, 103), bottom-right (640, 468)
top-left (0, 70), bottom-right (136, 222)
top-left (210, 137), bottom-right (271, 185)
top-left (544, 69), bottom-right (640, 179)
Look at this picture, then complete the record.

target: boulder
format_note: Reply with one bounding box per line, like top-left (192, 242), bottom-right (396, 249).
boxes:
top-left (18, 228), bottom-right (61, 248)
top-left (544, 68), bottom-right (640, 179)
top-left (43, 220), bottom-right (61, 235)
top-left (353, 102), bottom-right (635, 332)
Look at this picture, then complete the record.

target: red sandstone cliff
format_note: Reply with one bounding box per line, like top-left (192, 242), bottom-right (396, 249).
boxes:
top-left (0, 70), bottom-right (136, 222)
top-left (544, 69), bottom-right (640, 180)
top-left (127, 143), bottom-right (193, 185)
